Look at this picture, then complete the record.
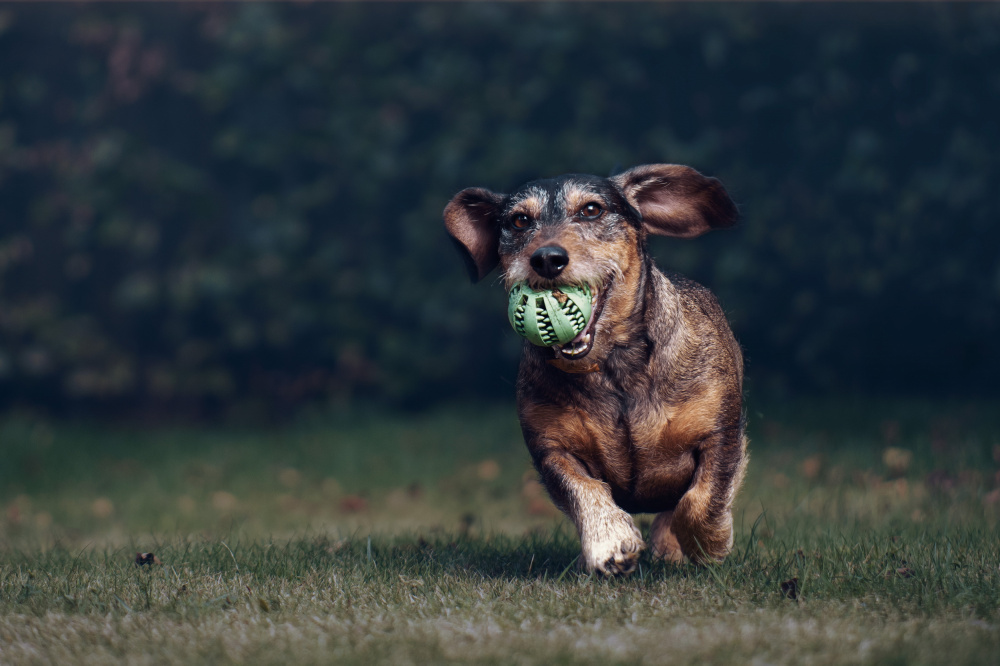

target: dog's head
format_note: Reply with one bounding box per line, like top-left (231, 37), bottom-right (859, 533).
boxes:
top-left (444, 164), bottom-right (737, 364)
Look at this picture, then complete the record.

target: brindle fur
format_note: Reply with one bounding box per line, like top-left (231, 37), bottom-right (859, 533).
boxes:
top-left (444, 164), bottom-right (748, 575)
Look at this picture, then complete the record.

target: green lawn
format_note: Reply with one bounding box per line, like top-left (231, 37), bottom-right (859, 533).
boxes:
top-left (1, 399), bottom-right (998, 664)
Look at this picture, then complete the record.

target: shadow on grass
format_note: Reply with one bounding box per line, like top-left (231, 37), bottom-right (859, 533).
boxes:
top-left (3, 527), bottom-right (692, 585)
top-left (5, 520), bottom-right (999, 620)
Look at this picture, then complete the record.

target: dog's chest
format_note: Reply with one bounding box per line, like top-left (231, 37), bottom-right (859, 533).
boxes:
top-left (565, 381), bottom-right (703, 510)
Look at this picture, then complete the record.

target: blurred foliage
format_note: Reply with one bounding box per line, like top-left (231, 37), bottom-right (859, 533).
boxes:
top-left (0, 3), bottom-right (997, 417)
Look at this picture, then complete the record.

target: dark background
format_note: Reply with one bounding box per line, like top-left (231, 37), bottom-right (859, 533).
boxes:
top-left (0, 2), bottom-right (997, 420)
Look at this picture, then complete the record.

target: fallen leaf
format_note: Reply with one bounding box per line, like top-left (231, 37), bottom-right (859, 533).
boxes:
top-left (780, 577), bottom-right (799, 600)
top-left (882, 447), bottom-right (912, 478)
top-left (92, 497), bottom-right (115, 519)
top-left (211, 491), bottom-right (238, 512)
top-left (477, 459), bottom-right (501, 481)
top-left (134, 552), bottom-right (161, 566)
top-left (339, 495), bottom-right (367, 513)
top-left (800, 455), bottom-right (822, 480)
top-left (521, 479), bottom-right (545, 499)
top-left (526, 497), bottom-right (560, 517)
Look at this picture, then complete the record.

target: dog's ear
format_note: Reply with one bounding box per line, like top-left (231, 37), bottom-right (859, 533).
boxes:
top-left (612, 164), bottom-right (737, 238)
top-left (444, 187), bottom-right (505, 282)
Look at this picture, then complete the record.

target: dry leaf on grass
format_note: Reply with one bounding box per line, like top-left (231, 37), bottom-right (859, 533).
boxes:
top-left (339, 495), bottom-right (367, 513)
top-left (800, 455), bottom-right (823, 480)
top-left (477, 459), bottom-right (501, 481)
top-left (134, 552), bottom-right (161, 566)
top-left (780, 577), bottom-right (799, 600)
top-left (882, 447), bottom-right (912, 477)
top-left (92, 497), bottom-right (114, 519)
top-left (211, 491), bottom-right (238, 512)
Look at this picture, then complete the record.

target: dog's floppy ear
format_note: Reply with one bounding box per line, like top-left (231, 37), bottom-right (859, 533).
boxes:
top-left (444, 187), bottom-right (505, 282)
top-left (612, 164), bottom-right (738, 238)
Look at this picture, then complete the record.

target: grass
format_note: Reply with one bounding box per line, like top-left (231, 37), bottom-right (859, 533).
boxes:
top-left (1, 397), bottom-right (999, 664)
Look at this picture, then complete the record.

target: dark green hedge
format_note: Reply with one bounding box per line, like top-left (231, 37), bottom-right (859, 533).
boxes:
top-left (0, 3), bottom-right (998, 416)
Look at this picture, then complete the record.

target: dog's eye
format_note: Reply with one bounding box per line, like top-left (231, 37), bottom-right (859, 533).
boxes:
top-left (511, 213), bottom-right (531, 230)
top-left (579, 203), bottom-right (603, 219)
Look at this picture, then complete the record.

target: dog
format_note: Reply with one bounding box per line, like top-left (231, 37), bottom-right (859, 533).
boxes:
top-left (444, 164), bottom-right (748, 575)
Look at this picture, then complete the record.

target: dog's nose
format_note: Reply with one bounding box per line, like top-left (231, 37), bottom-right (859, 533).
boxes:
top-left (530, 245), bottom-right (570, 279)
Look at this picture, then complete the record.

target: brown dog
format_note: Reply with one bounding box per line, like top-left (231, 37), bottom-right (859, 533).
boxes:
top-left (444, 164), bottom-right (748, 575)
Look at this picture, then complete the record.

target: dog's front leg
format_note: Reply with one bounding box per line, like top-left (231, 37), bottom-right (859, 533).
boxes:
top-left (537, 449), bottom-right (645, 576)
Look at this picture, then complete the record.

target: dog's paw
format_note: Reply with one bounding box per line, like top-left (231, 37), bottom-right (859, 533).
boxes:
top-left (581, 513), bottom-right (645, 576)
top-left (650, 510), bottom-right (686, 563)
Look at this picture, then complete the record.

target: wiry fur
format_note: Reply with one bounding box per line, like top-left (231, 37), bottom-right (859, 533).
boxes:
top-left (444, 164), bottom-right (748, 575)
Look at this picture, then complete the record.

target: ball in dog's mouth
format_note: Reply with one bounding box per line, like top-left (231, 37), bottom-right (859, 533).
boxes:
top-left (508, 283), bottom-right (600, 357)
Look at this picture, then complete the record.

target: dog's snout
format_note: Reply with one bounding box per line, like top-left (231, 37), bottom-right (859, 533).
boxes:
top-left (530, 245), bottom-right (569, 279)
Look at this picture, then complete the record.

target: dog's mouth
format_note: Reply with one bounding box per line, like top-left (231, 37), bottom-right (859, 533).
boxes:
top-left (552, 281), bottom-right (608, 360)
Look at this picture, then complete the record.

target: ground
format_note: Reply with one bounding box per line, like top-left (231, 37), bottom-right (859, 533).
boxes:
top-left (1, 398), bottom-right (998, 664)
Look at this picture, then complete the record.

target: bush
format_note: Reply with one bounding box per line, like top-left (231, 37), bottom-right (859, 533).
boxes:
top-left (0, 3), bottom-right (997, 416)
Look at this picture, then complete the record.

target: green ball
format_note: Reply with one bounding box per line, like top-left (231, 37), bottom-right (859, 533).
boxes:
top-left (508, 283), bottom-right (593, 347)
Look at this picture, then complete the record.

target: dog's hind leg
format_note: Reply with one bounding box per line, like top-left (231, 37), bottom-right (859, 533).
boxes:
top-left (668, 431), bottom-right (749, 563)
top-left (650, 510), bottom-right (685, 563)
top-left (537, 450), bottom-right (646, 576)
